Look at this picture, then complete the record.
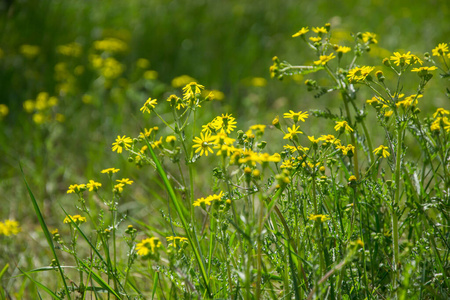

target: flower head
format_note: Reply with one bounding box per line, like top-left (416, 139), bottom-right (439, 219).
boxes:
top-left (116, 178), bottom-right (134, 185)
top-left (101, 168), bottom-right (120, 174)
top-left (336, 46), bottom-right (351, 54)
top-left (86, 180), bottom-right (102, 192)
top-left (67, 184), bottom-right (86, 194)
top-left (347, 66), bottom-right (374, 82)
top-left (362, 32), bottom-right (377, 44)
top-left (334, 120), bottom-right (353, 132)
top-left (112, 135), bottom-right (133, 153)
top-left (192, 132), bottom-right (214, 157)
top-left (432, 43), bottom-right (449, 57)
top-left (312, 27), bottom-right (327, 35)
top-left (314, 53), bottom-right (335, 65)
top-left (292, 27), bottom-right (309, 38)
top-left (136, 237), bottom-right (161, 258)
top-left (308, 214), bottom-right (330, 222)
top-left (373, 145), bottom-right (390, 158)
top-left (283, 124), bottom-right (303, 140)
top-left (140, 98), bottom-right (157, 114)
top-left (0, 220), bottom-right (21, 236)
top-left (283, 110), bottom-right (309, 122)
top-left (63, 215), bottom-right (87, 224)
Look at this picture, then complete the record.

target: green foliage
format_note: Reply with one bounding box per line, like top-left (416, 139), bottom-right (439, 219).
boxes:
top-left (1, 1), bottom-right (450, 298)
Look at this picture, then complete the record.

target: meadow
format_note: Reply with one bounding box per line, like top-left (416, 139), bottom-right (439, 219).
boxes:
top-left (0, 0), bottom-right (449, 299)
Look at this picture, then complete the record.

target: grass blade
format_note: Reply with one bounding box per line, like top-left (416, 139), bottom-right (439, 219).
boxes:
top-left (20, 163), bottom-right (71, 299)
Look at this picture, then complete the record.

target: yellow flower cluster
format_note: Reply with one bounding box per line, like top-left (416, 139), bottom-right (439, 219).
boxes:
top-left (430, 108), bottom-right (450, 132)
top-left (63, 215), bottom-right (87, 224)
top-left (93, 38), bottom-right (128, 53)
top-left (136, 237), bottom-right (161, 257)
top-left (23, 92), bottom-right (63, 124)
top-left (0, 220), bottom-right (21, 236)
top-left (193, 191), bottom-right (224, 207)
top-left (308, 214), bottom-right (330, 222)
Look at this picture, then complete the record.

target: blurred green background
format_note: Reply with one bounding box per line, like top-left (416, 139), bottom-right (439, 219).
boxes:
top-left (0, 0), bottom-right (449, 287)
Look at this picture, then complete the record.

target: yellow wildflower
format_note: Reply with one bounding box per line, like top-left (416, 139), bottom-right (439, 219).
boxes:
top-left (336, 46), bottom-right (351, 53)
top-left (292, 27), bottom-right (309, 37)
top-left (334, 120), bottom-right (354, 132)
top-left (86, 180), bottom-right (102, 192)
top-left (362, 32), bottom-right (377, 44)
top-left (192, 132), bottom-right (214, 156)
top-left (308, 214), bottom-right (330, 222)
top-left (373, 145), bottom-right (390, 158)
top-left (432, 43), bottom-right (449, 57)
top-left (0, 220), bottom-right (21, 236)
top-left (63, 215), bottom-right (86, 224)
top-left (283, 110), bottom-right (309, 122)
top-left (140, 98), bottom-right (157, 114)
top-left (116, 178), bottom-right (134, 185)
top-left (283, 124), bottom-right (302, 140)
top-left (347, 66), bottom-right (374, 82)
top-left (136, 237), bottom-right (161, 257)
top-left (101, 168), bottom-right (120, 174)
top-left (112, 135), bottom-right (133, 153)
top-left (314, 53), bottom-right (336, 65)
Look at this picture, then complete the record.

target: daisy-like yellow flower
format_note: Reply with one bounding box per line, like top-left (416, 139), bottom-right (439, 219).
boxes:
top-left (166, 94), bottom-right (185, 110)
top-left (219, 113), bottom-right (237, 133)
top-left (67, 184), bottom-right (86, 194)
top-left (116, 178), bottom-right (134, 185)
top-left (308, 214), bottom-right (330, 222)
top-left (433, 108), bottom-right (450, 119)
top-left (314, 53), bottom-right (336, 65)
top-left (139, 128), bottom-right (154, 139)
top-left (283, 124), bottom-right (302, 140)
top-left (309, 37), bottom-right (322, 42)
top-left (86, 180), bottom-right (102, 192)
top-left (432, 43), bottom-right (449, 57)
top-left (347, 66), bottom-right (375, 82)
top-left (193, 191), bottom-right (224, 207)
top-left (312, 27), bottom-right (327, 34)
top-left (366, 96), bottom-right (380, 105)
top-left (336, 46), bottom-right (351, 54)
top-left (63, 215), bottom-right (87, 224)
top-left (390, 51), bottom-right (414, 66)
top-left (114, 183), bottom-right (125, 193)
top-left (136, 237), bottom-right (161, 257)
top-left (334, 120), bottom-right (353, 132)
top-left (101, 168), bottom-right (120, 174)
top-left (308, 136), bottom-right (320, 144)
top-left (411, 66), bottom-right (438, 74)
top-left (348, 175), bottom-right (357, 182)
top-left (140, 98), bottom-right (157, 114)
top-left (192, 132), bottom-right (214, 156)
top-left (373, 145), bottom-right (390, 158)
top-left (112, 135), bottom-right (133, 153)
top-left (396, 94), bottom-right (423, 108)
top-left (283, 110), bottom-right (309, 122)
top-left (166, 135), bottom-right (177, 143)
top-left (182, 82), bottom-right (205, 100)
top-left (362, 32), bottom-right (378, 44)
top-left (292, 27), bottom-right (309, 38)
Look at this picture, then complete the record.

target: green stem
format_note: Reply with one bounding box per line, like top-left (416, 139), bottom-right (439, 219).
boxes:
top-left (392, 119), bottom-right (404, 299)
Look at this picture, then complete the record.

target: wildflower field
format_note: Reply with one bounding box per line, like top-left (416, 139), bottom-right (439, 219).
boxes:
top-left (1, 0), bottom-right (450, 299)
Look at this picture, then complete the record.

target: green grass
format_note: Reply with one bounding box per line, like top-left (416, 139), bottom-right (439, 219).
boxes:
top-left (0, 0), bottom-right (449, 298)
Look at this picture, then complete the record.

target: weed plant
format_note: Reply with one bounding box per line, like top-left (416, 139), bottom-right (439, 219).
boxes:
top-left (7, 24), bottom-right (449, 299)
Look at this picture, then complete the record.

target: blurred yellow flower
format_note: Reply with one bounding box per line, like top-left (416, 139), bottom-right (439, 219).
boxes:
top-left (0, 220), bottom-right (21, 236)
